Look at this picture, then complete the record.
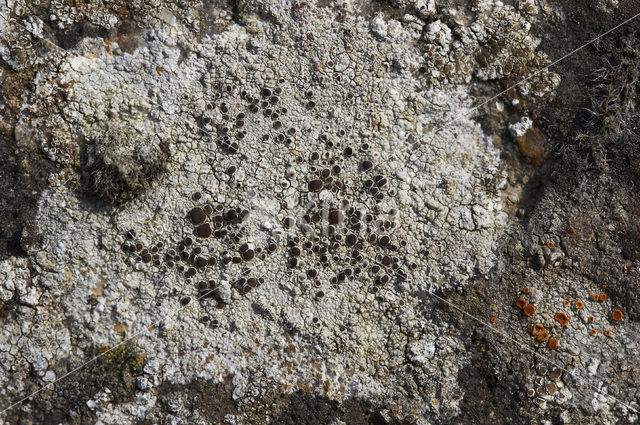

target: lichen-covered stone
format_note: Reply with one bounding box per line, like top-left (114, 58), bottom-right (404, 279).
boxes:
top-left (1, 1), bottom-right (639, 424)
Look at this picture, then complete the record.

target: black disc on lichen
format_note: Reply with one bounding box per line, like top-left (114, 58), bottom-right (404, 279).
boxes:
top-left (81, 130), bottom-right (169, 204)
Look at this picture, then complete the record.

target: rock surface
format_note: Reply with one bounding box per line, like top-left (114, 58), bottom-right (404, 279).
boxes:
top-left (0, 0), bottom-right (639, 424)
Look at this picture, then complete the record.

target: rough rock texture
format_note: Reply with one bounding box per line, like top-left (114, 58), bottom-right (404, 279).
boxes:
top-left (0, 0), bottom-right (639, 424)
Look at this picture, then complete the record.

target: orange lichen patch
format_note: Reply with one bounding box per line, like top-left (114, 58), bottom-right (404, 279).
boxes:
top-left (554, 312), bottom-right (569, 326)
top-left (574, 300), bottom-right (583, 309)
top-left (598, 293), bottom-right (607, 302)
top-left (611, 309), bottom-right (623, 322)
top-left (529, 323), bottom-right (545, 336)
top-left (523, 304), bottom-right (536, 317)
top-left (490, 316), bottom-right (496, 324)
top-left (588, 316), bottom-right (594, 323)
top-left (522, 287), bottom-right (530, 294)
top-left (563, 299), bottom-right (570, 307)
top-left (101, 345), bottom-right (110, 353)
top-left (590, 329), bottom-right (598, 336)
top-left (546, 241), bottom-right (555, 249)
top-left (593, 294), bottom-right (600, 301)
top-left (548, 338), bottom-right (558, 350)
top-left (535, 331), bottom-right (549, 342)
top-left (604, 330), bottom-right (611, 336)
top-left (515, 298), bottom-right (528, 309)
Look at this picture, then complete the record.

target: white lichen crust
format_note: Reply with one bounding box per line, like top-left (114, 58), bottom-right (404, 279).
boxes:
top-left (13, 0), bottom-right (638, 424)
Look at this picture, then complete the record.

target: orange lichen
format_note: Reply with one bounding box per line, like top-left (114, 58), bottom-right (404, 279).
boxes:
top-left (535, 331), bottom-right (549, 342)
top-left (588, 316), bottom-right (594, 323)
top-left (548, 338), bottom-right (558, 350)
top-left (598, 293), bottom-right (607, 302)
top-left (604, 330), bottom-right (611, 336)
top-left (529, 323), bottom-right (545, 336)
top-left (523, 304), bottom-right (536, 317)
top-left (590, 329), bottom-right (598, 336)
top-left (593, 294), bottom-right (600, 301)
top-left (563, 299), bottom-right (570, 307)
top-left (575, 300), bottom-right (583, 309)
top-left (546, 241), bottom-right (555, 249)
top-left (611, 309), bottom-right (623, 321)
top-left (515, 298), bottom-right (528, 309)
top-left (522, 287), bottom-right (530, 294)
top-left (490, 316), bottom-right (496, 324)
top-left (554, 312), bottom-right (569, 326)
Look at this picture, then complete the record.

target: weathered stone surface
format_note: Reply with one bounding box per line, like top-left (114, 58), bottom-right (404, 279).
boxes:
top-left (0, 1), bottom-right (639, 424)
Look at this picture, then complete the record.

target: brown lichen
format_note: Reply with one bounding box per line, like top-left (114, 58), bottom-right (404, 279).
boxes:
top-left (547, 338), bottom-right (558, 350)
top-left (515, 127), bottom-right (547, 165)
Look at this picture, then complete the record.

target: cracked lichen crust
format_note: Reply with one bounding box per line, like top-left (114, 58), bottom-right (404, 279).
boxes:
top-left (0, 0), bottom-right (589, 423)
top-left (47, 10), bottom-right (507, 289)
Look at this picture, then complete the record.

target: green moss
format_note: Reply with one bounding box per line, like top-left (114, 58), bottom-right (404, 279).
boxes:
top-left (100, 342), bottom-right (147, 378)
